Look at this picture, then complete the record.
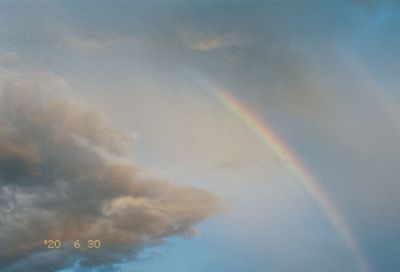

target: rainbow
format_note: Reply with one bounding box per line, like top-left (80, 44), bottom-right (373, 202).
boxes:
top-left (213, 89), bottom-right (371, 272)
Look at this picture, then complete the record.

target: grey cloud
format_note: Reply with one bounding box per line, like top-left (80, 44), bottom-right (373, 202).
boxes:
top-left (0, 72), bottom-right (221, 271)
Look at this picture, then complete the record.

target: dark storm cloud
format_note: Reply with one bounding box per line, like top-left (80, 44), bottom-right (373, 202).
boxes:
top-left (0, 72), bottom-right (221, 271)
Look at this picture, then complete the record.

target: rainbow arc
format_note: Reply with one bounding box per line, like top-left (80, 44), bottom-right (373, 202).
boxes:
top-left (211, 88), bottom-right (370, 272)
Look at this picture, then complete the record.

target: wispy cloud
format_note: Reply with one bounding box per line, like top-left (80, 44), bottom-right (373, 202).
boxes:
top-left (179, 28), bottom-right (247, 51)
top-left (209, 158), bottom-right (263, 171)
top-left (62, 33), bottom-right (136, 51)
top-left (0, 50), bottom-right (20, 63)
top-left (65, 34), bottom-right (111, 51)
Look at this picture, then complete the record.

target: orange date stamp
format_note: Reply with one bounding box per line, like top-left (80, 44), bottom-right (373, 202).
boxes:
top-left (43, 240), bottom-right (101, 249)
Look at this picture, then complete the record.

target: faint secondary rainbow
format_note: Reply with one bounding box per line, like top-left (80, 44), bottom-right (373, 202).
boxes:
top-left (214, 89), bottom-right (370, 272)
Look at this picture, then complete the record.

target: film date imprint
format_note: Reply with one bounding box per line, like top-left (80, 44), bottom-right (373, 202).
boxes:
top-left (43, 240), bottom-right (101, 249)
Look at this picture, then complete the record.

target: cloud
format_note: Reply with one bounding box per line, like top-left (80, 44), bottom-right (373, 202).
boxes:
top-left (0, 50), bottom-right (20, 64)
top-left (56, 24), bottom-right (137, 52)
top-left (179, 28), bottom-right (246, 51)
top-left (209, 158), bottom-right (263, 171)
top-left (0, 71), bottom-right (221, 271)
top-left (65, 34), bottom-right (111, 51)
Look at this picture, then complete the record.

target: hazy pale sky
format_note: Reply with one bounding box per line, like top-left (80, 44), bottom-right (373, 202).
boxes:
top-left (0, 1), bottom-right (399, 272)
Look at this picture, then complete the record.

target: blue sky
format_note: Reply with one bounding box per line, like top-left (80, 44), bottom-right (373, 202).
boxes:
top-left (0, 1), bottom-right (399, 272)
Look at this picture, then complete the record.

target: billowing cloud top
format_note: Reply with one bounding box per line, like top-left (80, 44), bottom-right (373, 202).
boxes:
top-left (0, 72), bottom-right (221, 271)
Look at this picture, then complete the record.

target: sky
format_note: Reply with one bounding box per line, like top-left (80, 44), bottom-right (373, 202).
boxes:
top-left (0, 1), bottom-right (399, 272)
